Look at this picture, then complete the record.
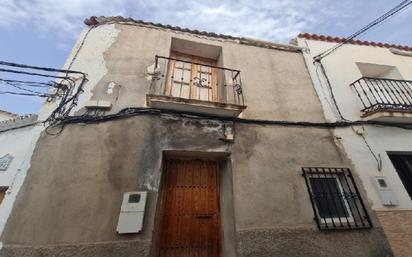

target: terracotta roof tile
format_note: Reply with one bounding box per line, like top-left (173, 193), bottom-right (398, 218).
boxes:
top-left (298, 33), bottom-right (412, 52)
top-left (84, 16), bottom-right (302, 52)
top-left (0, 109), bottom-right (18, 117)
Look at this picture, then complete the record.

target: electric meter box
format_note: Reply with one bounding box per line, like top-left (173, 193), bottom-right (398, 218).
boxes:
top-left (116, 191), bottom-right (147, 234)
top-left (373, 176), bottom-right (398, 206)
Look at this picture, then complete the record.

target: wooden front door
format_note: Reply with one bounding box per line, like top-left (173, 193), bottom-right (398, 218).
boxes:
top-left (165, 51), bottom-right (218, 102)
top-left (158, 159), bottom-right (221, 257)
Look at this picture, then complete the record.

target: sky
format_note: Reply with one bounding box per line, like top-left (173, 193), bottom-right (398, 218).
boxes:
top-left (0, 0), bottom-right (411, 115)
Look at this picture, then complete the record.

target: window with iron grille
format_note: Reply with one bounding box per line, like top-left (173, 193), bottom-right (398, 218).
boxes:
top-left (302, 167), bottom-right (372, 230)
top-left (388, 153), bottom-right (412, 199)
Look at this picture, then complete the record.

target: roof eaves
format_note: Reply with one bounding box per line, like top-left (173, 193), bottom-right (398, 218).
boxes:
top-left (297, 33), bottom-right (412, 52)
top-left (0, 109), bottom-right (18, 117)
top-left (84, 16), bottom-right (303, 53)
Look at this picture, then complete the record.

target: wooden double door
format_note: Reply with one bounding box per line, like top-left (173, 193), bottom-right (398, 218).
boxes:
top-left (158, 159), bottom-right (221, 257)
top-left (166, 51), bottom-right (218, 102)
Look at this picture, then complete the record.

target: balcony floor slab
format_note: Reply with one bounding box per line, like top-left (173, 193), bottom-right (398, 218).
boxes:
top-left (146, 94), bottom-right (246, 118)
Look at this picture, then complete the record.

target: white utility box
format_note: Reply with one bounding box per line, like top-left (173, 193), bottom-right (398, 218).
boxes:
top-left (374, 176), bottom-right (398, 206)
top-left (116, 191), bottom-right (147, 234)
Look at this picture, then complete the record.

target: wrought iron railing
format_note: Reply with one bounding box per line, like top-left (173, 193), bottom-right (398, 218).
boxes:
top-left (350, 77), bottom-right (412, 114)
top-left (149, 55), bottom-right (244, 106)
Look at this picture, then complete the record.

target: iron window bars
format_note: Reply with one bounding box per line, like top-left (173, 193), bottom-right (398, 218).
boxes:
top-left (150, 55), bottom-right (244, 106)
top-left (302, 167), bottom-right (372, 230)
top-left (388, 153), bottom-right (412, 199)
top-left (350, 77), bottom-right (412, 114)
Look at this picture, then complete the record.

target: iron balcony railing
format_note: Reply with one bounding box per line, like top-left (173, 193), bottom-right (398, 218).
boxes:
top-left (350, 77), bottom-right (412, 114)
top-left (149, 55), bottom-right (244, 106)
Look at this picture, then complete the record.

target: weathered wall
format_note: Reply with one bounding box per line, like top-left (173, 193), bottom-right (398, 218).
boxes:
top-left (0, 23), bottom-right (393, 256)
top-left (1, 118), bottom-right (392, 257)
top-left (232, 124), bottom-right (391, 257)
top-left (237, 227), bottom-right (390, 257)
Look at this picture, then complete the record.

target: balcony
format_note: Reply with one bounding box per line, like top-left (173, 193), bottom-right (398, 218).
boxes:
top-left (350, 77), bottom-right (412, 122)
top-left (147, 55), bottom-right (246, 117)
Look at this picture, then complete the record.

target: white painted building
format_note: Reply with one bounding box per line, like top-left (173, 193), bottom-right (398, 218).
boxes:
top-left (0, 113), bottom-right (41, 248)
top-left (297, 33), bottom-right (412, 256)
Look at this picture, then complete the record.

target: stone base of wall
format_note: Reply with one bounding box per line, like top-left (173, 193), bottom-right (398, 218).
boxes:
top-left (0, 239), bottom-right (151, 257)
top-left (376, 210), bottom-right (412, 257)
top-left (237, 227), bottom-right (393, 257)
top-left (1, 227), bottom-right (394, 257)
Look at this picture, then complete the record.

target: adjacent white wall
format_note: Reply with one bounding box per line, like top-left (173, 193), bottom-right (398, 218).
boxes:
top-left (298, 37), bottom-right (412, 210)
top-left (0, 125), bottom-right (42, 242)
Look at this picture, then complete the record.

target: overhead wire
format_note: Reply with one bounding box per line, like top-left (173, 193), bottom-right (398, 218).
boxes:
top-left (53, 107), bottom-right (412, 130)
top-left (310, 1), bottom-right (412, 171)
top-left (314, 0), bottom-right (412, 61)
top-left (0, 60), bottom-right (87, 127)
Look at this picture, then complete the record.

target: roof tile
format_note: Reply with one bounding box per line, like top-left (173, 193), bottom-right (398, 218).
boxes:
top-left (298, 33), bottom-right (412, 52)
top-left (83, 16), bottom-right (302, 52)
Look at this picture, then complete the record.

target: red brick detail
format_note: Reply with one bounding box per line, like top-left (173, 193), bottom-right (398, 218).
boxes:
top-left (376, 210), bottom-right (412, 257)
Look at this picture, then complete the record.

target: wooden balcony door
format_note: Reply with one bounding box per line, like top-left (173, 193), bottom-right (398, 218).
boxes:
top-left (158, 159), bottom-right (221, 257)
top-left (166, 51), bottom-right (218, 102)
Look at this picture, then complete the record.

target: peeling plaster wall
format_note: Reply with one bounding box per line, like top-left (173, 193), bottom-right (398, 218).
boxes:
top-left (49, 23), bottom-right (328, 121)
top-left (38, 25), bottom-right (121, 121)
top-left (0, 24), bottom-right (393, 256)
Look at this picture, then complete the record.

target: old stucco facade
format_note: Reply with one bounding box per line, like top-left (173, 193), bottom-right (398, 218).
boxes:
top-left (0, 18), bottom-right (393, 256)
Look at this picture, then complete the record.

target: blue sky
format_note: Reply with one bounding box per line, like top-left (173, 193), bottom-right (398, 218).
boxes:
top-left (0, 0), bottom-right (411, 115)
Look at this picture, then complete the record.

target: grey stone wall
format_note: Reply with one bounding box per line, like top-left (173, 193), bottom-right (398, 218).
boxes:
top-left (0, 239), bottom-right (151, 257)
top-left (237, 227), bottom-right (392, 257)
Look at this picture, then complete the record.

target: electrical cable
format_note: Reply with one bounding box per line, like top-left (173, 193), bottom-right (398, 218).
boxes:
top-left (360, 133), bottom-right (383, 171)
top-left (311, 1), bottom-right (412, 122)
top-left (0, 78), bottom-right (52, 88)
top-left (66, 26), bottom-right (95, 72)
top-left (52, 107), bottom-right (412, 130)
top-left (0, 61), bottom-right (85, 75)
top-left (314, 61), bottom-right (348, 121)
top-left (310, 1), bottom-right (412, 169)
top-left (0, 60), bottom-right (87, 127)
top-left (314, 0), bottom-right (412, 61)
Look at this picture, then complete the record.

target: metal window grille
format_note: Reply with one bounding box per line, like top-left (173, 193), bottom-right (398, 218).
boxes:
top-left (388, 154), bottom-right (412, 199)
top-left (302, 167), bottom-right (372, 230)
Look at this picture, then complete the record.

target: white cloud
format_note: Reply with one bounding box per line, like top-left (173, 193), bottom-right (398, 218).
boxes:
top-left (0, 0), bottom-right (126, 38)
top-left (130, 0), bottom-right (338, 42)
top-left (0, 0), bottom-right (347, 44)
